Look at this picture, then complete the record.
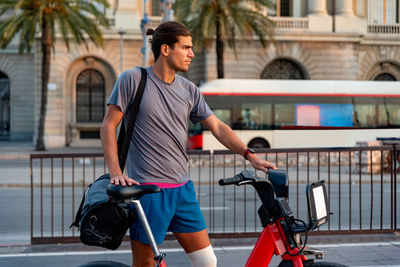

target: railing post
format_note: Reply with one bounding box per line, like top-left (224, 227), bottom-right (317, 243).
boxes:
top-left (30, 155), bottom-right (34, 244)
top-left (394, 145), bottom-right (398, 230)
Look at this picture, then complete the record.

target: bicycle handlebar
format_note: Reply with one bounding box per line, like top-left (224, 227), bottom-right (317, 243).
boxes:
top-left (218, 170), bottom-right (257, 186)
top-left (218, 174), bottom-right (242, 186)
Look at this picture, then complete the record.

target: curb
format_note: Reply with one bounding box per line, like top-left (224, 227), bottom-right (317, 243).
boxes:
top-left (0, 155), bottom-right (30, 160)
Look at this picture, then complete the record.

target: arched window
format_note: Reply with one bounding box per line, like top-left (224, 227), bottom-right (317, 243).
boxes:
top-left (261, 59), bottom-right (306, 79)
top-left (0, 71), bottom-right (10, 138)
top-left (374, 73), bottom-right (397, 81)
top-left (367, 61), bottom-right (400, 81)
top-left (76, 69), bottom-right (105, 122)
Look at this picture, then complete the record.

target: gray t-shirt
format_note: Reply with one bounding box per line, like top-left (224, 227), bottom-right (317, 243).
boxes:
top-left (107, 66), bottom-right (213, 184)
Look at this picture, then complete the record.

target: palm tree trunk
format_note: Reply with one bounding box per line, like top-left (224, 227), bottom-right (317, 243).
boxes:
top-left (35, 19), bottom-right (51, 151)
top-left (216, 13), bottom-right (224, 78)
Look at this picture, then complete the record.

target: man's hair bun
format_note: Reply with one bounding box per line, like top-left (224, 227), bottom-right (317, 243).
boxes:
top-left (146, 28), bottom-right (155, 35)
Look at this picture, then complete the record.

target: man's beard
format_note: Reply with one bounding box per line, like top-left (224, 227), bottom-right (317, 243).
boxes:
top-left (168, 60), bottom-right (189, 73)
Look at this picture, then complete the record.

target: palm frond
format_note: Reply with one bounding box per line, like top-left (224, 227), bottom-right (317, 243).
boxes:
top-left (0, 0), bottom-right (108, 53)
top-left (175, 0), bottom-right (274, 49)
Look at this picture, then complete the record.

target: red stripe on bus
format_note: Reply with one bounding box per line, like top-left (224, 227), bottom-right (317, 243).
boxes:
top-left (202, 92), bottom-right (400, 97)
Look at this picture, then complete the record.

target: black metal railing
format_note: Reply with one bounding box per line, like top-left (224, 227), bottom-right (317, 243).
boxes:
top-left (30, 146), bottom-right (399, 244)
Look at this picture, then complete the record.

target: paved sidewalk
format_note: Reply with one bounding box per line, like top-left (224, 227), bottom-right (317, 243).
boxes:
top-left (0, 141), bottom-right (103, 187)
top-left (0, 141), bottom-right (103, 160)
top-left (0, 234), bottom-right (400, 266)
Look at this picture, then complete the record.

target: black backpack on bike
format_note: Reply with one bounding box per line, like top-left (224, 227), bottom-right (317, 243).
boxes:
top-left (70, 67), bottom-right (147, 250)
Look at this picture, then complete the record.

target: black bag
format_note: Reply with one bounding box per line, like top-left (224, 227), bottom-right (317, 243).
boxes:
top-left (70, 67), bottom-right (147, 250)
top-left (71, 174), bottom-right (136, 250)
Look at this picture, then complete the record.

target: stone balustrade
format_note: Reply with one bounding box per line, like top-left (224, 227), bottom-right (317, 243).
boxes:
top-left (270, 17), bottom-right (309, 30)
top-left (368, 24), bottom-right (400, 34)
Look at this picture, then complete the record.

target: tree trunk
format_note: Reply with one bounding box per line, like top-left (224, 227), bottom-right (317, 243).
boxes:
top-left (35, 19), bottom-right (51, 151)
top-left (216, 13), bottom-right (224, 78)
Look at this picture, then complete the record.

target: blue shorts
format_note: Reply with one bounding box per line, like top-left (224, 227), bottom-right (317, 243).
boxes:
top-left (129, 180), bottom-right (206, 245)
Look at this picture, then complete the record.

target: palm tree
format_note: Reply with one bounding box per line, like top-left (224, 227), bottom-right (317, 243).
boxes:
top-left (0, 0), bottom-right (109, 150)
top-left (175, 0), bottom-right (275, 78)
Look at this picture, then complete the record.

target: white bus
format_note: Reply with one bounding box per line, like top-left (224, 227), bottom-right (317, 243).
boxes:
top-left (188, 79), bottom-right (400, 150)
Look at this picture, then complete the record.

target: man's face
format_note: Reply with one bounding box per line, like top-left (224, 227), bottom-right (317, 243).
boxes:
top-left (165, 35), bottom-right (194, 72)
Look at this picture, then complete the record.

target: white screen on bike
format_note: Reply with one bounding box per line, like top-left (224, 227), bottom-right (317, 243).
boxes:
top-left (313, 186), bottom-right (327, 219)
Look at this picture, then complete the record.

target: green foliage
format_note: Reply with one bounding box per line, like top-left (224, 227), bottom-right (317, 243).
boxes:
top-left (174, 0), bottom-right (275, 51)
top-left (0, 0), bottom-right (110, 53)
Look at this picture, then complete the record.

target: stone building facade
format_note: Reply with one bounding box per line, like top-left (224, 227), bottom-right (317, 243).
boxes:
top-left (0, 0), bottom-right (399, 147)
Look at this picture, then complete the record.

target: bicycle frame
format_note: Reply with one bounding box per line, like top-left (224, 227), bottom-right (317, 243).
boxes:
top-left (219, 170), bottom-right (330, 267)
top-left (107, 184), bottom-right (167, 267)
top-left (131, 199), bottom-right (167, 267)
top-left (246, 218), bottom-right (307, 267)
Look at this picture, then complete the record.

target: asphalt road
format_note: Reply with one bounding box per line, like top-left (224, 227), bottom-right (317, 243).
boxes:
top-left (0, 158), bottom-right (399, 243)
top-left (0, 182), bottom-right (398, 245)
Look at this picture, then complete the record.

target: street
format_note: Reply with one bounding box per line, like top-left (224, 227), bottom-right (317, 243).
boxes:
top-left (0, 176), bottom-right (398, 244)
top-left (0, 157), bottom-right (400, 266)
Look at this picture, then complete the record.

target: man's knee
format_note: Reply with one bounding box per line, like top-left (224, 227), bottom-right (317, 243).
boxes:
top-left (187, 245), bottom-right (217, 267)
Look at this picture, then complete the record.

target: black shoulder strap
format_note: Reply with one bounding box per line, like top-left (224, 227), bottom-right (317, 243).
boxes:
top-left (70, 68), bottom-right (147, 229)
top-left (117, 67), bottom-right (147, 171)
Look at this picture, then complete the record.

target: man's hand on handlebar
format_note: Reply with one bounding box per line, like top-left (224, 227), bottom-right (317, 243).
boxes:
top-left (247, 154), bottom-right (277, 173)
top-left (110, 174), bottom-right (140, 186)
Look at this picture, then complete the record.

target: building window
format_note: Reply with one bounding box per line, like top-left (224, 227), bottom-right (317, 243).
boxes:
top-left (267, 0), bottom-right (291, 16)
top-left (369, 0), bottom-right (399, 23)
top-left (151, 0), bottom-right (161, 16)
top-left (374, 73), bottom-right (397, 80)
top-left (261, 59), bottom-right (307, 79)
top-left (76, 69), bottom-right (105, 122)
top-left (0, 71), bottom-right (10, 138)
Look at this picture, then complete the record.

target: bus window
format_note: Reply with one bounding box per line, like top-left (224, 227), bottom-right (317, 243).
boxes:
top-left (353, 104), bottom-right (376, 127)
top-left (241, 103), bottom-right (272, 130)
top-left (379, 104), bottom-right (400, 127)
top-left (188, 121), bottom-right (202, 135)
top-left (388, 106), bottom-right (400, 126)
top-left (275, 104), bottom-right (295, 127)
top-left (295, 105), bottom-right (320, 126)
top-left (213, 109), bottom-right (232, 126)
top-left (295, 104), bottom-right (354, 127)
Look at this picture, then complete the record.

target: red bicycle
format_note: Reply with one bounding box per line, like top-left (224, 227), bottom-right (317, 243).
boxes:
top-left (219, 169), bottom-right (347, 267)
top-left (80, 169), bottom-right (347, 267)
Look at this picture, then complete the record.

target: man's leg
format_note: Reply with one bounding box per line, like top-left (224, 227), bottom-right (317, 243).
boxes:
top-left (171, 181), bottom-right (217, 266)
top-left (174, 229), bottom-right (210, 253)
top-left (131, 240), bottom-right (155, 267)
top-left (129, 190), bottom-right (172, 267)
top-left (175, 229), bottom-right (217, 267)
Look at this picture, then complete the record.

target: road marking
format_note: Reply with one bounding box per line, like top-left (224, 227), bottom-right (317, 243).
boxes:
top-left (317, 241), bottom-right (400, 247)
top-left (0, 241), bottom-right (399, 259)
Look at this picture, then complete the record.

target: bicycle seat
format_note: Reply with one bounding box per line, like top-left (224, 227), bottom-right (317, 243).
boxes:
top-left (106, 184), bottom-right (161, 201)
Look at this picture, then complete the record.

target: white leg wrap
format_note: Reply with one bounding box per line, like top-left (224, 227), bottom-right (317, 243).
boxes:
top-left (187, 245), bottom-right (217, 267)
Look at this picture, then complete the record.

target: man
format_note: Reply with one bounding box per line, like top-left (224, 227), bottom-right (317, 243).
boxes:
top-left (100, 21), bottom-right (276, 267)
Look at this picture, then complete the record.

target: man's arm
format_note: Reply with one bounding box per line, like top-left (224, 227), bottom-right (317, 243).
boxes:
top-left (100, 105), bottom-right (139, 186)
top-left (200, 114), bottom-right (276, 172)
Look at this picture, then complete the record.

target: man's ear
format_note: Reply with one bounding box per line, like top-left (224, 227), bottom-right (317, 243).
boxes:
top-left (160, 44), bottom-right (169, 57)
